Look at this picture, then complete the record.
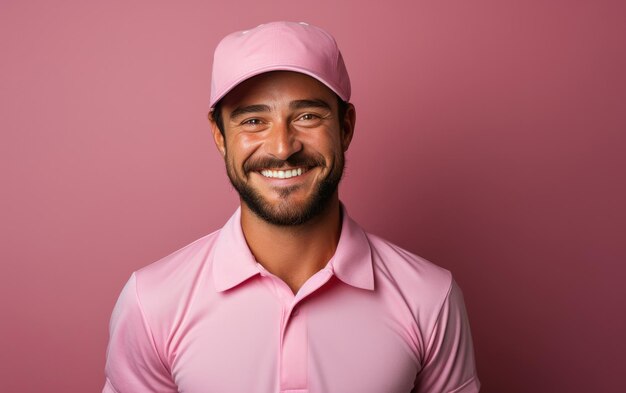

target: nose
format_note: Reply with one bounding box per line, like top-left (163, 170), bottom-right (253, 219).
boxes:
top-left (265, 120), bottom-right (302, 160)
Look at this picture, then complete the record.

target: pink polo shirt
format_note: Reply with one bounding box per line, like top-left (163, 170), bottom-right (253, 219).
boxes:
top-left (103, 207), bottom-right (480, 393)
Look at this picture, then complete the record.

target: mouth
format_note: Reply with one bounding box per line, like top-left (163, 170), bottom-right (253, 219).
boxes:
top-left (257, 167), bottom-right (310, 179)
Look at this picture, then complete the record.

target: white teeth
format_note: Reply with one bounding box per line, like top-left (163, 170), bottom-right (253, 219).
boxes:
top-left (259, 168), bottom-right (307, 179)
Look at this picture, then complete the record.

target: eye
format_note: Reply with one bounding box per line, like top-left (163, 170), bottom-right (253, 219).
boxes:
top-left (238, 118), bottom-right (268, 132)
top-left (297, 113), bottom-right (321, 122)
top-left (242, 118), bottom-right (263, 125)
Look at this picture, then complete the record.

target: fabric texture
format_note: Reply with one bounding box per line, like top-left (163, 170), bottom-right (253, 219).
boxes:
top-left (103, 206), bottom-right (480, 393)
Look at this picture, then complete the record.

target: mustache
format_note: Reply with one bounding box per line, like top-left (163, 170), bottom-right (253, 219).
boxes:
top-left (243, 152), bottom-right (325, 173)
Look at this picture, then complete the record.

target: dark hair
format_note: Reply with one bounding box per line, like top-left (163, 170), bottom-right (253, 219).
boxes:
top-left (211, 94), bottom-right (349, 136)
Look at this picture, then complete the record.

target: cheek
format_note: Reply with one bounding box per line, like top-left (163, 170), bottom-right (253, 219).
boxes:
top-left (232, 133), bottom-right (263, 151)
top-left (225, 134), bottom-right (267, 177)
top-left (227, 134), bottom-right (262, 161)
top-left (300, 128), bottom-right (341, 152)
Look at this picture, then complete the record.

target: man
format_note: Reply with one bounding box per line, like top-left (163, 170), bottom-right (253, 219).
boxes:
top-left (103, 21), bottom-right (480, 393)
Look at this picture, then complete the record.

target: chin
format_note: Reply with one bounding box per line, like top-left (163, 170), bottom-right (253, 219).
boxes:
top-left (228, 161), bottom-right (343, 226)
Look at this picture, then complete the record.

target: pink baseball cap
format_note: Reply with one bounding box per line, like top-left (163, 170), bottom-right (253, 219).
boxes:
top-left (209, 21), bottom-right (351, 109)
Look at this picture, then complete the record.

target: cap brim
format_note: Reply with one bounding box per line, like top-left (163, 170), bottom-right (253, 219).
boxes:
top-left (209, 65), bottom-right (348, 110)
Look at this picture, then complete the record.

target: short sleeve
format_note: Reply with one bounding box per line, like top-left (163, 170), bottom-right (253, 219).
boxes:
top-left (413, 279), bottom-right (480, 393)
top-left (103, 273), bottom-right (178, 393)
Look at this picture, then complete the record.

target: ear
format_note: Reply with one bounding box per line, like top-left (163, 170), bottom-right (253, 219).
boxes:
top-left (340, 103), bottom-right (356, 152)
top-left (208, 111), bottom-right (226, 157)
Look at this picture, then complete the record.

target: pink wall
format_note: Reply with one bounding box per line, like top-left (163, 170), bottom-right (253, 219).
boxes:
top-left (2, 1), bottom-right (625, 392)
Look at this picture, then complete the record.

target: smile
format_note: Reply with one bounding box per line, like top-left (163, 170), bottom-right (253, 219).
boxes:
top-left (258, 167), bottom-right (309, 179)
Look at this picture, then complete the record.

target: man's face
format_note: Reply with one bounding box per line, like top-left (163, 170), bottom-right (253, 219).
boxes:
top-left (210, 71), bottom-right (355, 226)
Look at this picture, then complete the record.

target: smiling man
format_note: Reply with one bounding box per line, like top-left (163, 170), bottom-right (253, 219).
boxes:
top-left (103, 21), bottom-right (480, 393)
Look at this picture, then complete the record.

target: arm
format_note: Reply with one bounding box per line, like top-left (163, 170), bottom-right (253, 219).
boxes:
top-left (413, 279), bottom-right (481, 393)
top-left (103, 273), bottom-right (178, 393)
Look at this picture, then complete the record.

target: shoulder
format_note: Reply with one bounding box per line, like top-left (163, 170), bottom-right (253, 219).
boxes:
top-left (367, 232), bottom-right (452, 292)
top-left (365, 232), bottom-right (454, 317)
top-left (135, 229), bottom-right (220, 284)
top-left (131, 229), bottom-right (221, 322)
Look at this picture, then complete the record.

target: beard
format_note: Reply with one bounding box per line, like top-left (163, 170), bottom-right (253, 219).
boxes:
top-left (225, 151), bottom-right (344, 226)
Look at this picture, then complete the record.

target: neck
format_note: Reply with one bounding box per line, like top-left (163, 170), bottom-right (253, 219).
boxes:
top-left (240, 196), bottom-right (342, 294)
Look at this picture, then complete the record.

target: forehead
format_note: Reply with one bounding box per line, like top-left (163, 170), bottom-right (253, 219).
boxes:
top-left (220, 71), bottom-right (337, 110)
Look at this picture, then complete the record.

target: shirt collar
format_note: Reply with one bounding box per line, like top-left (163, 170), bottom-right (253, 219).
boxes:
top-left (212, 203), bottom-right (374, 292)
top-left (329, 203), bottom-right (375, 291)
top-left (212, 207), bottom-right (261, 292)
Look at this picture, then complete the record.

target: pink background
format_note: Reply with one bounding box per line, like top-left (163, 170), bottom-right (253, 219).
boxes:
top-left (2, 1), bottom-right (625, 392)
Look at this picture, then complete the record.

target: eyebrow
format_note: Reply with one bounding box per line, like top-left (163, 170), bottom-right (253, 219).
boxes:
top-left (289, 99), bottom-right (332, 111)
top-left (228, 99), bottom-right (332, 121)
top-left (229, 104), bottom-right (271, 120)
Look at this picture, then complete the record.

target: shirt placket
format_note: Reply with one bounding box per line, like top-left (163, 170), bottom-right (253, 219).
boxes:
top-left (279, 289), bottom-right (307, 393)
top-left (258, 264), bottom-right (333, 393)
